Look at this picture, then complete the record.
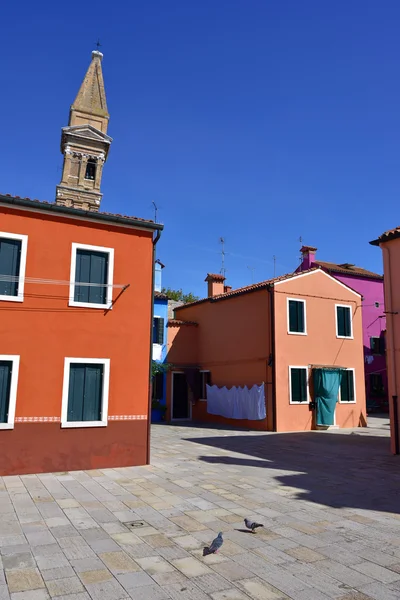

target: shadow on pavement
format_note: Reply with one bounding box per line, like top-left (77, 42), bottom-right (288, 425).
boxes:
top-left (184, 430), bottom-right (400, 514)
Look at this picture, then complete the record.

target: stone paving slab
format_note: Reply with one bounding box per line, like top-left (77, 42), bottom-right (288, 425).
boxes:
top-left (1, 417), bottom-right (400, 599)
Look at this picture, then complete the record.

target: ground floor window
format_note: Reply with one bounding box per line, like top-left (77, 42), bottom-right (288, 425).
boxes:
top-left (339, 369), bottom-right (355, 403)
top-left (370, 373), bottom-right (385, 396)
top-left (200, 370), bottom-right (211, 400)
top-left (0, 355), bottom-right (20, 429)
top-left (152, 371), bottom-right (164, 401)
top-left (289, 366), bottom-right (308, 403)
top-left (61, 358), bottom-right (110, 427)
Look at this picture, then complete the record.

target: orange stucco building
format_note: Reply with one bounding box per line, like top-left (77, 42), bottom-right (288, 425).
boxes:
top-left (0, 50), bottom-right (163, 474)
top-left (166, 269), bottom-right (366, 432)
top-left (370, 227), bottom-right (400, 454)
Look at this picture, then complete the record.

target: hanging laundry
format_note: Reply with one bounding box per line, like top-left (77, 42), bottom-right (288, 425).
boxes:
top-left (206, 383), bottom-right (266, 420)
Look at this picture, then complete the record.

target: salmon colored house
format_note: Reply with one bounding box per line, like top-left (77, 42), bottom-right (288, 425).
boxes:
top-left (370, 227), bottom-right (400, 454)
top-left (0, 51), bottom-right (163, 475)
top-left (166, 269), bottom-right (366, 432)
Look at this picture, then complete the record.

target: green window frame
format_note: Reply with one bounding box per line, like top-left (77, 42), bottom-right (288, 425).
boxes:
top-left (62, 358), bottom-right (110, 428)
top-left (336, 305), bottom-right (352, 338)
top-left (290, 367), bottom-right (308, 403)
top-left (340, 369), bottom-right (355, 403)
top-left (288, 299), bottom-right (306, 334)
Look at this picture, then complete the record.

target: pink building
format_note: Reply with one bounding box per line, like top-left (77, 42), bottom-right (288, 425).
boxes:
top-left (370, 228), bottom-right (400, 454)
top-left (297, 246), bottom-right (387, 412)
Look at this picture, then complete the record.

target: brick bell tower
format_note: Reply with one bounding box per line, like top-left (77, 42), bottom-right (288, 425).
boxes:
top-left (56, 50), bottom-right (112, 212)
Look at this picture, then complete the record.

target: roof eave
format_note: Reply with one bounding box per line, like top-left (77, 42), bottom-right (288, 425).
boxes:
top-left (0, 195), bottom-right (163, 232)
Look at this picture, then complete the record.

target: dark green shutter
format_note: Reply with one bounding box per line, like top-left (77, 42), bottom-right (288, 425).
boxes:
top-left (67, 364), bottom-right (86, 421)
top-left (337, 306), bottom-right (351, 337)
top-left (340, 370), bottom-right (354, 402)
top-left (0, 361), bottom-right (12, 423)
top-left (83, 365), bottom-right (103, 420)
top-left (74, 250), bottom-right (108, 304)
top-left (67, 363), bottom-right (103, 422)
top-left (289, 300), bottom-right (304, 333)
top-left (291, 368), bottom-right (307, 402)
top-left (153, 318), bottom-right (164, 344)
top-left (0, 239), bottom-right (21, 297)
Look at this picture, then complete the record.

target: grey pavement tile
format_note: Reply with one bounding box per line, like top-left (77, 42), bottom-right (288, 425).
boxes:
top-left (40, 566), bottom-right (75, 582)
top-left (31, 545), bottom-right (61, 558)
top-left (0, 586), bottom-right (9, 600)
top-left (359, 582), bottom-right (400, 600)
top-left (190, 573), bottom-right (232, 594)
top-left (35, 554), bottom-right (69, 571)
top-left (315, 560), bottom-right (376, 587)
top-left (25, 532), bottom-right (56, 547)
top-left (10, 590), bottom-right (50, 600)
top-left (127, 584), bottom-right (170, 599)
top-left (84, 579), bottom-right (130, 600)
top-left (351, 562), bottom-right (400, 584)
top-left (46, 577), bottom-right (85, 597)
top-left (116, 571), bottom-right (154, 589)
top-left (89, 539), bottom-right (121, 553)
top-left (2, 553), bottom-right (35, 571)
top-left (69, 558), bottom-right (105, 573)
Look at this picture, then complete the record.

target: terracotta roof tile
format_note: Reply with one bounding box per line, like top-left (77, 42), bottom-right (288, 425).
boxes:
top-left (205, 273), bottom-right (226, 282)
top-left (167, 319), bottom-right (198, 327)
top-left (154, 291), bottom-right (169, 300)
top-left (177, 267), bottom-right (322, 310)
top-left (315, 260), bottom-right (383, 280)
top-left (370, 226), bottom-right (400, 246)
top-left (0, 193), bottom-right (162, 229)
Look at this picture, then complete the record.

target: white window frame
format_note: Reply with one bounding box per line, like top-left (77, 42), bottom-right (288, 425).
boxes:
top-left (287, 298), bottom-right (307, 335)
top-left (61, 357), bottom-right (110, 428)
top-left (338, 368), bottom-right (356, 404)
top-left (335, 304), bottom-right (353, 339)
top-left (289, 365), bottom-right (310, 405)
top-left (0, 355), bottom-right (20, 430)
top-left (199, 370), bottom-right (211, 401)
top-left (69, 243), bottom-right (114, 310)
top-left (0, 232), bottom-right (28, 303)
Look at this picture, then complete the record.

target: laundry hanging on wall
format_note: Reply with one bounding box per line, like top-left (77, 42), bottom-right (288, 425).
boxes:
top-left (206, 383), bottom-right (266, 420)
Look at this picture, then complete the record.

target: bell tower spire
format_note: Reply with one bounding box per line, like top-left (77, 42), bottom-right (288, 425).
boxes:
top-left (56, 50), bottom-right (112, 212)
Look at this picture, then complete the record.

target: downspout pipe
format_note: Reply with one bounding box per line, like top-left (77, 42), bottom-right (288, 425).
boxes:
top-left (382, 245), bottom-right (399, 454)
top-left (269, 286), bottom-right (277, 432)
top-left (146, 229), bottom-right (162, 465)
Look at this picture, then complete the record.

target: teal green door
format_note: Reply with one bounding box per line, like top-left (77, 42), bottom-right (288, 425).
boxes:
top-left (313, 368), bottom-right (343, 426)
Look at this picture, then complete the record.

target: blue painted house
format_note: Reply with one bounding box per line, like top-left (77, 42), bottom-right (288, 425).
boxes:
top-left (152, 260), bottom-right (168, 421)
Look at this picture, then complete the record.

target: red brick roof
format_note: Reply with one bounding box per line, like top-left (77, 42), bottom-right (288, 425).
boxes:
top-left (154, 291), bottom-right (169, 300)
top-left (205, 273), bottom-right (226, 282)
top-left (176, 267), bottom-right (323, 310)
top-left (0, 193), bottom-right (163, 230)
top-left (370, 227), bottom-right (400, 247)
top-left (315, 260), bottom-right (383, 280)
top-left (167, 319), bottom-right (198, 327)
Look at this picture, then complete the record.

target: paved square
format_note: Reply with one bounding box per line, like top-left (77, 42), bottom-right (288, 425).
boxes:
top-left (1, 416), bottom-right (399, 599)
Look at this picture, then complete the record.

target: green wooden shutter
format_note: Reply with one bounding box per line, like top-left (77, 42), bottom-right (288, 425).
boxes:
top-left (153, 318), bottom-right (158, 343)
top-left (337, 307), bottom-right (351, 337)
top-left (0, 361), bottom-right (12, 423)
top-left (289, 300), bottom-right (298, 331)
top-left (337, 307), bottom-right (344, 336)
top-left (291, 368), bottom-right (307, 402)
top-left (157, 318), bottom-right (164, 344)
top-left (74, 250), bottom-right (108, 304)
top-left (83, 365), bottom-right (103, 421)
top-left (0, 239), bottom-right (21, 297)
top-left (289, 300), bottom-right (304, 333)
top-left (340, 370), bottom-right (354, 402)
top-left (67, 364), bottom-right (86, 421)
top-left (344, 308), bottom-right (351, 337)
top-left (89, 252), bottom-right (108, 304)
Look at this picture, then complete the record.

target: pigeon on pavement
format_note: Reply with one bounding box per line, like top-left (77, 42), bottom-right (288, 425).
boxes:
top-left (244, 518), bottom-right (264, 533)
top-left (203, 532), bottom-right (223, 556)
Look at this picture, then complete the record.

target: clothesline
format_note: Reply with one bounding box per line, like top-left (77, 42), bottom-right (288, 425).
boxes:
top-left (0, 275), bottom-right (127, 288)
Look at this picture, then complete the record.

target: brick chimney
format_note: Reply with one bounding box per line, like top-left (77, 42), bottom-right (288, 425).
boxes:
top-left (205, 273), bottom-right (226, 298)
top-left (224, 285), bottom-right (232, 293)
top-left (300, 246), bottom-right (317, 271)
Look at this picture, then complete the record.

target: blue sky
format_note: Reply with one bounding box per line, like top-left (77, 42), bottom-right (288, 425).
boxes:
top-left (1, 1), bottom-right (399, 298)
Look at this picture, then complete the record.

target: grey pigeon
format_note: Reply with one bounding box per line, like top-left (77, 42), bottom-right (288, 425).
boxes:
top-left (203, 532), bottom-right (223, 556)
top-left (244, 518), bottom-right (264, 533)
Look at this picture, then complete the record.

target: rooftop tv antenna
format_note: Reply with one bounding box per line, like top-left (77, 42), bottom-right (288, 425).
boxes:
top-left (220, 237), bottom-right (226, 277)
top-left (273, 255), bottom-right (276, 278)
top-left (152, 201), bottom-right (158, 223)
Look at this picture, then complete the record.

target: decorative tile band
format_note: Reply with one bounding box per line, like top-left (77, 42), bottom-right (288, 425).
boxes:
top-left (15, 416), bottom-right (61, 423)
top-left (15, 415), bottom-right (147, 423)
top-left (108, 415), bottom-right (147, 420)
